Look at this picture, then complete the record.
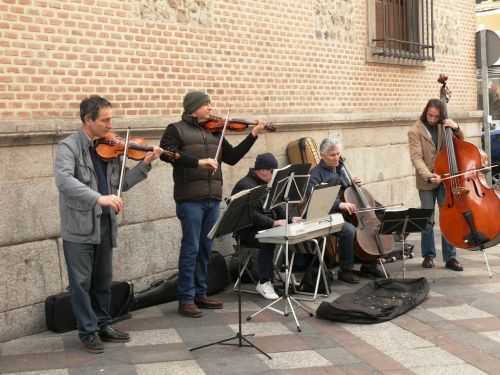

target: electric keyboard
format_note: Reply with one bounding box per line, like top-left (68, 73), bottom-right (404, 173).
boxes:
top-left (255, 213), bottom-right (344, 244)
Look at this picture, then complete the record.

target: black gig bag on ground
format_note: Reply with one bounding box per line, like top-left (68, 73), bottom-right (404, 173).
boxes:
top-left (45, 281), bottom-right (133, 333)
top-left (132, 274), bottom-right (178, 311)
top-left (207, 250), bottom-right (229, 295)
top-left (316, 278), bottom-right (429, 324)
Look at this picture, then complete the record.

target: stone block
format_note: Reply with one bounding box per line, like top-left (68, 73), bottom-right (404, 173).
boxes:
top-left (120, 160), bottom-right (176, 225)
top-left (343, 125), bottom-right (409, 148)
top-left (392, 176), bottom-right (420, 207)
top-left (365, 176), bottom-right (419, 208)
top-left (0, 178), bottom-right (59, 247)
top-left (56, 238), bottom-right (69, 289)
top-left (0, 240), bottom-right (63, 312)
top-left (113, 218), bottom-right (182, 281)
top-left (343, 144), bottom-right (413, 183)
top-left (0, 303), bottom-right (46, 343)
top-left (0, 145), bottom-right (54, 182)
top-left (225, 132), bottom-right (270, 158)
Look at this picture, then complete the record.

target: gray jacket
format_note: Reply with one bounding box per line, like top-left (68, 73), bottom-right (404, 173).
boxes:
top-left (54, 130), bottom-right (151, 247)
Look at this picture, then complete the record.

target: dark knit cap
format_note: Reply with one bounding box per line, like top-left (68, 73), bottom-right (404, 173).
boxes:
top-left (183, 91), bottom-right (210, 114)
top-left (254, 153), bottom-right (278, 170)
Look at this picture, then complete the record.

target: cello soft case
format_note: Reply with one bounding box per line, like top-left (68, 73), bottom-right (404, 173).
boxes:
top-left (286, 137), bottom-right (321, 167)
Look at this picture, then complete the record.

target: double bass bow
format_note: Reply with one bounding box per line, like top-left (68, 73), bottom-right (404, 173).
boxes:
top-left (434, 74), bottom-right (500, 250)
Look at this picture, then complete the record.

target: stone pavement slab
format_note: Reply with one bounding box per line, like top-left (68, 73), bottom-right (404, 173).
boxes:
top-left (2, 241), bottom-right (500, 374)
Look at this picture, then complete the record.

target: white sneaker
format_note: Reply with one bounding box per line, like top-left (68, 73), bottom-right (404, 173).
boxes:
top-left (256, 281), bottom-right (279, 300)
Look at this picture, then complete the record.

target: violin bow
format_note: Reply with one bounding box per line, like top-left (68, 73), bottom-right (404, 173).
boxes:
top-left (213, 109), bottom-right (230, 163)
top-left (117, 127), bottom-right (131, 198)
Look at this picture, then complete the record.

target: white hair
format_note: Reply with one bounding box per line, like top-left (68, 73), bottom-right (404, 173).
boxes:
top-left (319, 137), bottom-right (341, 155)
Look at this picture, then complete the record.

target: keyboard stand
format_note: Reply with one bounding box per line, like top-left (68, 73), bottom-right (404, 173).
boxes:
top-left (292, 237), bottom-right (331, 301)
top-left (246, 240), bottom-right (314, 332)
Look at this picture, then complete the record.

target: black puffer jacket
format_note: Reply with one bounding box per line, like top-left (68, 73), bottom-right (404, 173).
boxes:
top-left (160, 114), bottom-right (257, 202)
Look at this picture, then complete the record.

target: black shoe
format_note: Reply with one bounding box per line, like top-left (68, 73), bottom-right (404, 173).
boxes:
top-left (445, 258), bottom-right (464, 272)
top-left (337, 270), bottom-right (360, 284)
top-left (98, 326), bottom-right (130, 343)
top-left (422, 256), bottom-right (434, 268)
top-left (360, 264), bottom-right (387, 279)
top-left (81, 334), bottom-right (104, 354)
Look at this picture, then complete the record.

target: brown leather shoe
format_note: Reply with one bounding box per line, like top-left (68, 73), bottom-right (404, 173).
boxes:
top-left (194, 296), bottom-right (223, 309)
top-left (178, 303), bottom-right (203, 318)
top-left (422, 256), bottom-right (434, 268)
top-left (445, 258), bottom-right (464, 272)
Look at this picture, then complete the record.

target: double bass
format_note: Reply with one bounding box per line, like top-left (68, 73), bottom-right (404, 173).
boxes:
top-left (434, 74), bottom-right (500, 250)
top-left (339, 158), bottom-right (395, 263)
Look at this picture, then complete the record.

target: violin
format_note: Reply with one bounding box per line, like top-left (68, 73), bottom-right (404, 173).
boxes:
top-left (434, 74), bottom-right (500, 250)
top-left (95, 132), bottom-right (179, 161)
top-left (201, 115), bottom-right (276, 133)
top-left (340, 157), bottom-right (394, 262)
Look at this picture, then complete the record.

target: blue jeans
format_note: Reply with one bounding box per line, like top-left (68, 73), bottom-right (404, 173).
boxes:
top-left (176, 199), bottom-right (220, 304)
top-left (63, 215), bottom-right (113, 341)
top-left (419, 190), bottom-right (457, 262)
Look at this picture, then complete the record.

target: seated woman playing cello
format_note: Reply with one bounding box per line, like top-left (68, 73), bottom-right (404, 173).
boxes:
top-left (307, 137), bottom-right (386, 284)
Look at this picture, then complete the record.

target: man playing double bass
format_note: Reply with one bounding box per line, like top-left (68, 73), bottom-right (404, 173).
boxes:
top-left (408, 99), bottom-right (464, 271)
top-left (159, 91), bottom-right (267, 318)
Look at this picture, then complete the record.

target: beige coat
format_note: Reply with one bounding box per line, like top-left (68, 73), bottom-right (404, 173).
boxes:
top-left (408, 119), bottom-right (464, 190)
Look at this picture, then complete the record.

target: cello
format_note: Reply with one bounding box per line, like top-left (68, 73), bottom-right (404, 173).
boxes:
top-left (340, 158), bottom-right (395, 263)
top-left (434, 74), bottom-right (500, 250)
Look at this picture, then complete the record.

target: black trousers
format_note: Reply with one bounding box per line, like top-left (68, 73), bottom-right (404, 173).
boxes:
top-left (63, 215), bottom-right (113, 340)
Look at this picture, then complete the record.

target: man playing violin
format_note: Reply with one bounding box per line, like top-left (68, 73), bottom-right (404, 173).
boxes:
top-left (308, 137), bottom-right (385, 283)
top-left (54, 96), bottom-right (161, 353)
top-left (159, 91), bottom-right (267, 318)
top-left (408, 99), bottom-right (464, 271)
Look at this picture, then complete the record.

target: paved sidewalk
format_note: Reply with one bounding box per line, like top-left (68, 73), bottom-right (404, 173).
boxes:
top-left (2, 237), bottom-right (500, 375)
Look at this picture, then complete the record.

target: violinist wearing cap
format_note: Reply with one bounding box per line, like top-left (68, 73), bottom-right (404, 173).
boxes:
top-left (159, 91), bottom-right (267, 318)
top-left (54, 95), bottom-right (161, 353)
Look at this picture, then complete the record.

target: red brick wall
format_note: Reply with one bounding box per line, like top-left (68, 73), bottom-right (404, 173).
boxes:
top-left (0, 0), bottom-right (477, 121)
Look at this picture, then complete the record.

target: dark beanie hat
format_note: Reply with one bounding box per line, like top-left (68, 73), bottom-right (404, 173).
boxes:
top-left (255, 153), bottom-right (278, 170)
top-left (183, 91), bottom-right (210, 114)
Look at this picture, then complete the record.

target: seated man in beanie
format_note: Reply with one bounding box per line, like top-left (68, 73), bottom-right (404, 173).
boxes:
top-left (231, 153), bottom-right (286, 300)
top-left (160, 91), bottom-right (268, 317)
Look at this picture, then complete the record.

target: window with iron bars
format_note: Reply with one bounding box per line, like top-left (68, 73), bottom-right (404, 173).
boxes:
top-left (367, 0), bottom-right (435, 64)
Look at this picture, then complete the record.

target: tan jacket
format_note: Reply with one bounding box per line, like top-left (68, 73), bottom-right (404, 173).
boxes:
top-left (408, 119), bottom-right (464, 190)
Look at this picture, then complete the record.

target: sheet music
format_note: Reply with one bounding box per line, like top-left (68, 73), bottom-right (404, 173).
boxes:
top-left (263, 163), bottom-right (311, 210)
top-left (305, 184), bottom-right (342, 220)
top-left (208, 185), bottom-right (267, 240)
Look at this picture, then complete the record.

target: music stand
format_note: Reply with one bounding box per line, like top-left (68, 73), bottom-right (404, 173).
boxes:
top-left (379, 208), bottom-right (433, 278)
top-left (247, 164), bottom-right (314, 332)
top-left (189, 185), bottom-right (271, 359)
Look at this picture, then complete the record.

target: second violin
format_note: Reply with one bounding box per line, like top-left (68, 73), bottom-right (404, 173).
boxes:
top-left (201, 115), bottom-right (276, 133)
